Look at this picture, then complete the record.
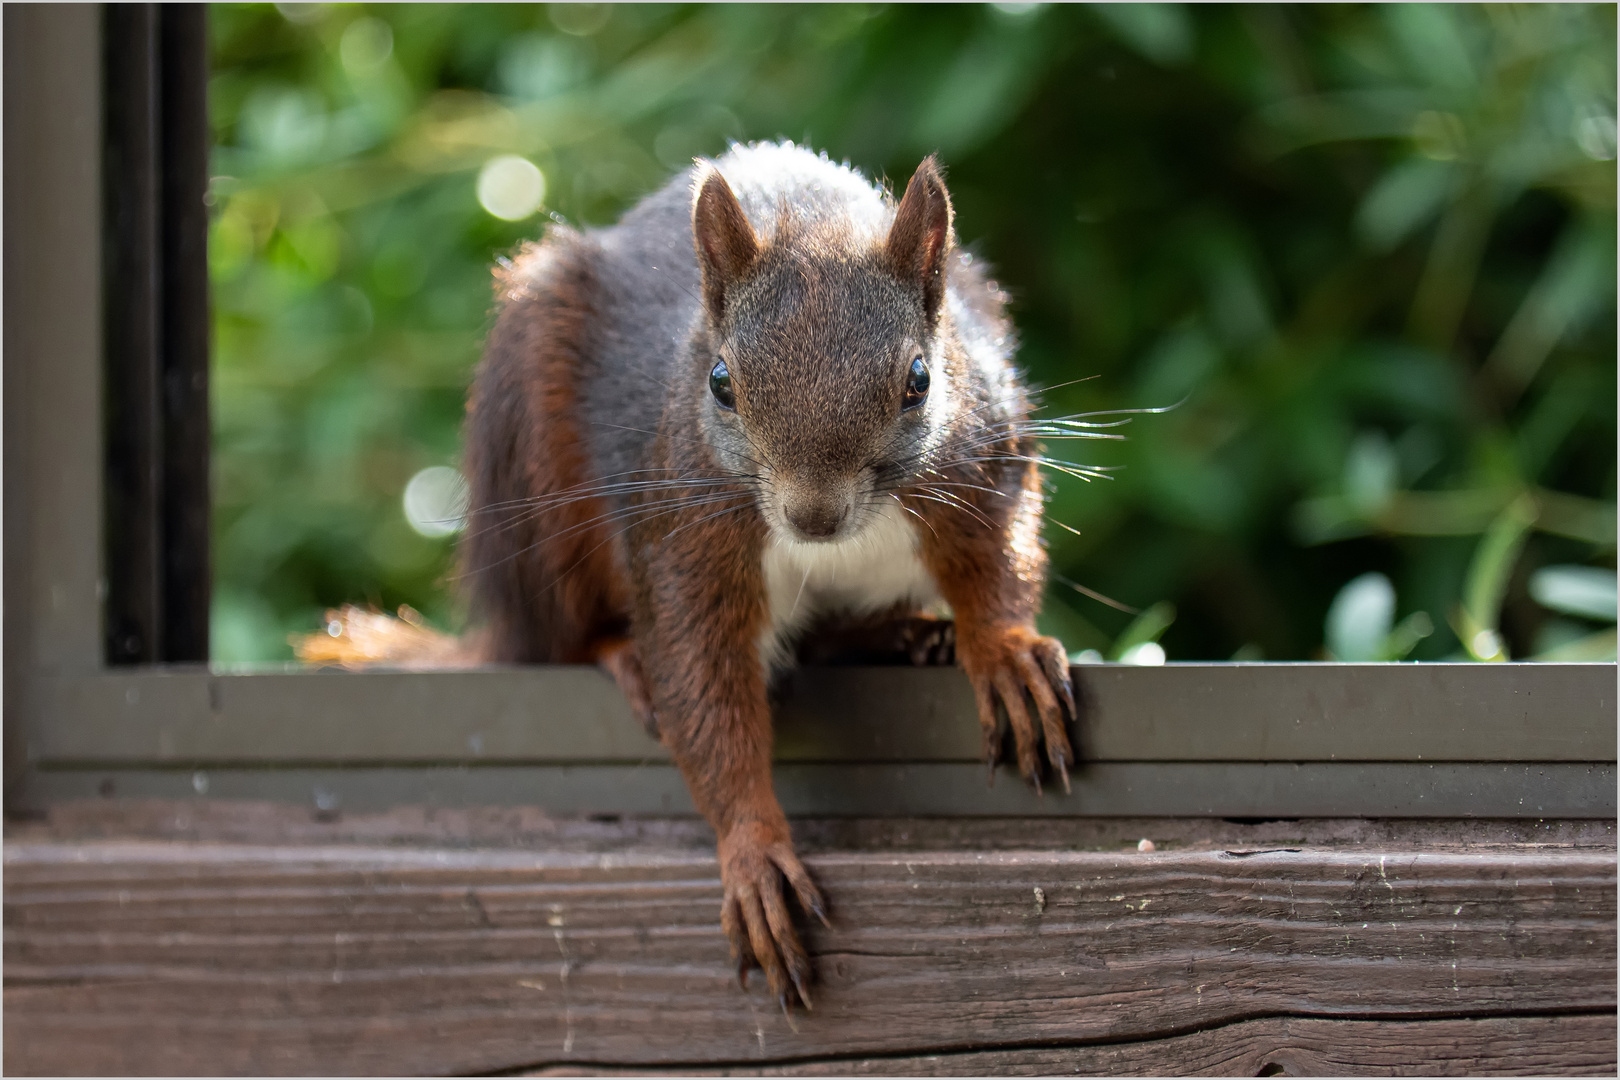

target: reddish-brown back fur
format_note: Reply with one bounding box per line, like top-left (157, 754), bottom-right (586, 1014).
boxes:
top-left (460, 231), bottom-right (632, 664)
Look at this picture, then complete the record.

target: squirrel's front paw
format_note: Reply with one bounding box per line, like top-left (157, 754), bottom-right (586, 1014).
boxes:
top-left (959, 625), bottom-right (1077, 793)
top-left (717, 820), bottom-right (828, 1011)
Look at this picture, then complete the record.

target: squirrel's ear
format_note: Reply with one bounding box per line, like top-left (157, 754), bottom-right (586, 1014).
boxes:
top-left (691, 163), bottom-right (759, 325)
top-left (886, 155), bottom-right (954, 322)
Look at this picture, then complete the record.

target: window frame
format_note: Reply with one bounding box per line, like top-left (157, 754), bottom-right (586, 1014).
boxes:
top-left (100, 3), bottom-right (211, 667)
top-left (4, 6), bottom-right (1613, 821)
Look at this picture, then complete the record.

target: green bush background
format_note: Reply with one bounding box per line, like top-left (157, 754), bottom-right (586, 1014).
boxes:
top-left (209, 2), bottom-right (1616, 664)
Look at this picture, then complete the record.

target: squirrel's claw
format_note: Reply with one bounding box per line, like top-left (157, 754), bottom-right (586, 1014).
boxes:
top-left (973, 676), bottom-right (1004, 787)
top-left (993, 666), bottom-right (1042, 785)
top-left (721, 894), bottom-right (752, 989)
top-left (718, 827), bottom-right (822, 1011)
top-left (789, 967), bottom-right (813, 1010)
top-left (773, 846), bottom-right (829, 930)
top-left (965, 626), bottom-right (1078, 795)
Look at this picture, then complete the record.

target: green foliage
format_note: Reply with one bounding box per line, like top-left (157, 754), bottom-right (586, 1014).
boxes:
top-left (209, 3), bottom-right (1616, 663)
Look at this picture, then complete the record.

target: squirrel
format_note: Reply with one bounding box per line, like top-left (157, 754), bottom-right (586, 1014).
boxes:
top-left (305, 142), bottom-right (1076, 1009)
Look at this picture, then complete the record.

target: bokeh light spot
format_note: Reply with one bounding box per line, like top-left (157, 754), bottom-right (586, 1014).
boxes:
top-left (477, 155), bottom-right (546, 221)
top-left (550, 3), bottom-right (611, 36)
top-left (1326, 572), bottom-right (1395, 661)
top-left (341, 17), bottom-right (394, 75)
top-left (1119, 641), bottom-right (1166, 666)
top-left (1575, 112), bottom-right (1617, 161)
top-left (1471, 629), bottom-right (1503, 660)
top-left (403, 467), bottom-right (470, 538)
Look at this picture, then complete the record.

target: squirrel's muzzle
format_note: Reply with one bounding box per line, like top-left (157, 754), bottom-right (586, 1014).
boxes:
top-left (783, 494), bottom-right (851, 541)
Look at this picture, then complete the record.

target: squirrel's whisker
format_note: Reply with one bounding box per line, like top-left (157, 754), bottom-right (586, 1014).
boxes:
top-left (907, 485), bottom-right (999, 531)
top-left (887, 493), bottom-right (939, 540)
top-left (472, 469), bottom-right (740, 515)
top-left (544, 495), bottom-right (754, 591)
top-left (466, 478), bottom-right (743, 535)
top-left (593, 421), bottom-right (770, 474)
top-left (656, 499), bottom-right (754, 545)
top-left (1048, 570), bottom-right (1140, 615)
top-left (458, 490), bottom-right (749, 581)
top-left (461, 478), bottom-right (747, 544)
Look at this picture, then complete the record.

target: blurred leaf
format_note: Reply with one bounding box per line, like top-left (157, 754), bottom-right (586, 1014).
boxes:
top-left (1118, 641), bottom-right (1167, 665)
top-left (1088, 3), bottom-right (1193, 66)
top-left (1528, 565), bottom-right (1618, 623)
top-left (1197, 231), bottom-right (1274, 347)
top-left (1132, 323), bottom-right (1219, 406)
top-left (1255, 89), bottom-right (1431, 153)
top-left (1532, 627), bottom-right (1618, 662)
top-left (1408, 183), bottom-right (1493, 352)
top-left (1532, 490), bottom-right (1618, 546)
top-left (1486, 218), bottom-right (1616, 398)
top-left (914, 13), bottom-right (1049, 158)
top-left (1383, 610), bottom-right (1435, 661)
top-left (1326, 572), bottom-right (1395, 661)
top-left (1382, 4), bottom-right (1477, 93)
top-left (1334, 344), bottom-right (1465, 422)
top-left (1355, 158), bottom-right (1456, 251)
top-left (1457, 495), bottom-right (1537, 659)
top-left (1513, 367), bottom-right (1595, 481)
top-left (1343, 430), bottom-right (1398, 516)
top-left (1038, 590), bottom-right (1112, 656)
top-left (1110, 601), bottom-right (1176, 661)
top-left (1324, 573), bottom-right (1431, 662)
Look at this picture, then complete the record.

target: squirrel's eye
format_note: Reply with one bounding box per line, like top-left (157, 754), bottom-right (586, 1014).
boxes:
top-left (902, 356), bottom-right (930, 411)
top-left (709, 360), bottom-right (736, 410)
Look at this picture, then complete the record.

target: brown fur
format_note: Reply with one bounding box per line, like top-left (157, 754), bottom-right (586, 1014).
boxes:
top-left (460, 233), bottom-right (633, 665)
top-left (913, 453), bottom-right (1075, 791)
top-left (302, 148), bottom-right (1074, 1010)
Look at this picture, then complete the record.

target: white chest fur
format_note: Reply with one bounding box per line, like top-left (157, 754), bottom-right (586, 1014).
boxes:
top-left (758, 499), bottom-right (940, 671)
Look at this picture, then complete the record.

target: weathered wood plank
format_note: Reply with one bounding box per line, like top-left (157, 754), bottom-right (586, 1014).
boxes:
top-left (11, 799), bottom-right (1613, 852)
top-left (525, 1014), bottom-right (1619, 1077)
top-left (5, 840), bottom-right (1613, 1075)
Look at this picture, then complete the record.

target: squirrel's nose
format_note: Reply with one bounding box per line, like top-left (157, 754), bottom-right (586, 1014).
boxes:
top-left (784, 497), bottom-right (849, 541)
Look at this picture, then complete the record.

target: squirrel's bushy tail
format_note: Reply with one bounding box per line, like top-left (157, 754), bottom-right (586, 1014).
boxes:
top-left (292, 604), bottom-right (479, 669)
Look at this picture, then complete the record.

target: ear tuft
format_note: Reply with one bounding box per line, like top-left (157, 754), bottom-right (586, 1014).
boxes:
top-left (885, 155), bottom-right (955, 321)
top-left (691, 162), bottom-right (760, 325)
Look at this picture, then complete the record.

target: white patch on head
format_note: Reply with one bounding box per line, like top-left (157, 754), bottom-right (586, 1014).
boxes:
top-left (715, 140), bottom-right (890, 241)
top-left (759, 499), bottom-right (939, 671)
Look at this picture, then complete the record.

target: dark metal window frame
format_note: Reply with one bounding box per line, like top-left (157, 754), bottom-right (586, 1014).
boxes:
top-left (100, 4), bottom-right (211, 666)
top-left (4, 6), bottom-right (1614, 821)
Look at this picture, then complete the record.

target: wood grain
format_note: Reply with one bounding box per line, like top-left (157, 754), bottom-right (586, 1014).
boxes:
top-left (5, 839), bottom-right (1613, 1075)
top-left (12, 798), bottom-right (1614, 852)
top-left (525, 1014), bottom-right (1619, 1076)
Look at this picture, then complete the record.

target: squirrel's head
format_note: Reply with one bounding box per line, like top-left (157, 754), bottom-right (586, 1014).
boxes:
top-left (691, 156), bottom-right (958, 545)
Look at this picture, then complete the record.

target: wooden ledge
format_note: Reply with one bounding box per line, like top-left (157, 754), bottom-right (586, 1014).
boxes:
top-left (523, 1017), bottom-right (1620, 1077)
top-left (4, 804), bottom-right (1615, 1076)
